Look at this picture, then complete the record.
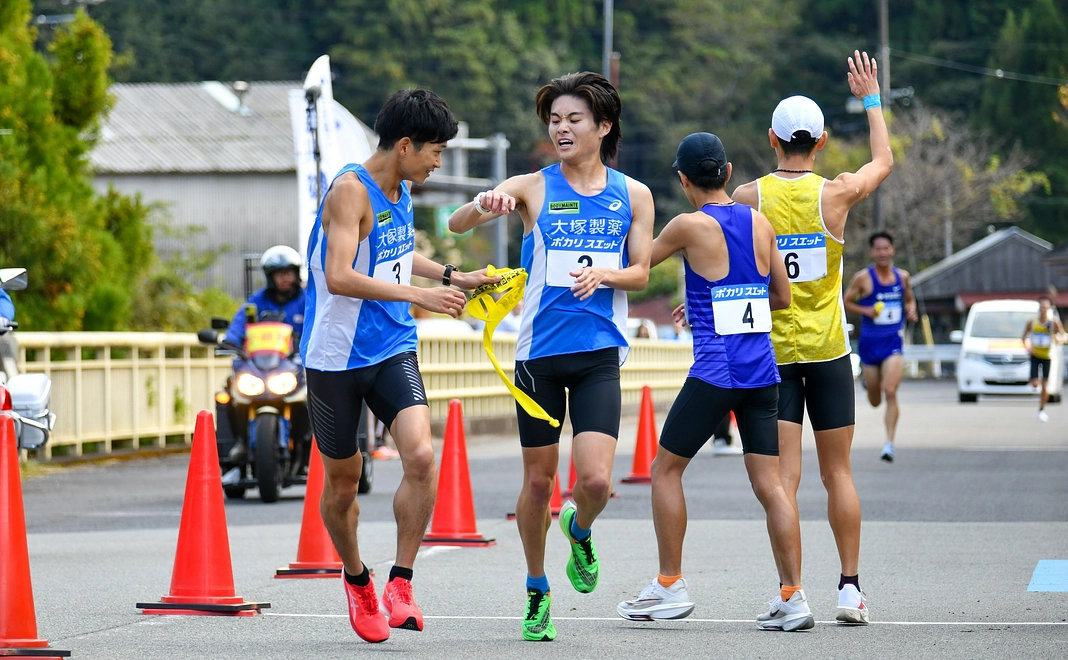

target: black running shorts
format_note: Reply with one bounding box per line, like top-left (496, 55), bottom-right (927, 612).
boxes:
top-left (776, 354), bottom-right (856, 431)
top-left (305, 351), bottom-right (428, 460)
top-left (1031, 356), bottom-right (1051, 382)
top-left (513, 347), bottom-right (621, 448)
top-left (660, 378), bottom-right (779, 458)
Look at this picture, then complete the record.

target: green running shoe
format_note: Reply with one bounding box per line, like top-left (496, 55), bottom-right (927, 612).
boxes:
top-left (522, 589), bottom-right (556, 641)
top-left (559, 500), bottom-right (599, 593)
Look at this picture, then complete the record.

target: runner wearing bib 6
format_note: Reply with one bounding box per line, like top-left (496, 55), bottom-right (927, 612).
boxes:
top-left (617, 133), bottom-right (813, 631)
top-left (844, 231), bottom-right (918, 462)
top-left (448, 72), bottom-right (654, 642)
top-left (733, 51), bottom-right (894, 624)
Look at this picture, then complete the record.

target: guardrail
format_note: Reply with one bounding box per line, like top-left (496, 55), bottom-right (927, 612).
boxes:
top-left (15, 332), bottom-right (695, 460)
top-left (901, 344), bottom-right (960, 379)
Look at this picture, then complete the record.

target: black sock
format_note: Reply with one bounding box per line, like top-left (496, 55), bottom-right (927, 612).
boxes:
top-left (839, 574), bottom-right (860, 590)
top-left (345, 564), bottom-right (370, 587)
top-left (389, 565), bottom-right (414, 582)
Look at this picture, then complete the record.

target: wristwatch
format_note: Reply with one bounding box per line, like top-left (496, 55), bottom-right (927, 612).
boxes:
top-left (442, 264), bottom-right (456, 286)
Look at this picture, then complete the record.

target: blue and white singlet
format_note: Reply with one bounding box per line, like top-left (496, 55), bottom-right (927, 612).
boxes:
top-left (857, 266), bottom-right (905, 365)
top-left (300, 164), bottom-right (418, 371)
top-left (685, 203), bottom-right (780, 389)
top-left (516, 163), bottom-right (632, 363)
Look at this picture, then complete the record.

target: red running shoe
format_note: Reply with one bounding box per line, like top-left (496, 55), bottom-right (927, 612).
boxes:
top-left (382, 578), bottom-right (424, 631)
top-left (343, 576), bottom-right (389, 643)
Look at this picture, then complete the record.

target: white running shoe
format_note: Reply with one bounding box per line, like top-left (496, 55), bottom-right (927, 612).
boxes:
top-left (756, 590), bottom-right (814, 631)
top-left (880, 441), bottom-right (894, 463)
top-left (617, 578), bottom-right (695, 621)
top-left (1038, 410), bottom-right (1049, 423)
top-left (712, 438), bottom-right (743, 456)
top-left (836, 583), bottom-right (870, 624)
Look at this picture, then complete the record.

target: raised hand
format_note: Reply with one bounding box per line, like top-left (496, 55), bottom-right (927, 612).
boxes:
top-left (847, 50), bottom-right (880, 100)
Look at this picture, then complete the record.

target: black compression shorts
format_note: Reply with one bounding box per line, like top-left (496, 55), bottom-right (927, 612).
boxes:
top-left (1031, 356), bottom-right (1051, 382)
top-left (660, 378), bottom-right (779, 458)
top-left (305, 351), bottom-right (428, 460)
top-left (513, 347), bottom-right (621, 448)
top-left (776, 354), bottom-right (856, 431)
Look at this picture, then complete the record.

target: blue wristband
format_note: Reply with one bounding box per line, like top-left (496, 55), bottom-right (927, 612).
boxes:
top-left (862, 94), bottom-right (881, 110)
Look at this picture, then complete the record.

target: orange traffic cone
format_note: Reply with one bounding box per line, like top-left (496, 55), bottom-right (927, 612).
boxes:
top-left (622, 385), bottom-right (658, 484)
top-left (0, 416), bottom-right (70, 658)
top-left (276, 441), bottom-right (342, 578)
top-left (561, 455), bottom-right (577, 498)
top-left (423, 400), bottom-right (495, 546)
top-left (137, 410), bottom-right (269, 615)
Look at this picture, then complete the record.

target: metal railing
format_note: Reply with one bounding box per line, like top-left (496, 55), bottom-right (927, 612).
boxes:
top-left (15, 331), bottom-right (695, 460)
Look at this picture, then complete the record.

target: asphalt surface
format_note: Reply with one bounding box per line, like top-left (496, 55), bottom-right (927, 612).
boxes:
top-left (14, 380), bottom-right (1068, 658)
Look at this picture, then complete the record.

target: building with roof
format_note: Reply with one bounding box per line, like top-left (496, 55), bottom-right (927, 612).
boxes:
top-left (910, 227), bottom-right (1067, 341)
top-left (92, 81), bottom-right (492, 300)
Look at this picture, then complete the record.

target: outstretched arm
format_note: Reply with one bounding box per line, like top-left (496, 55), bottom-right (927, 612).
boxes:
top-left (833, 51), bottom-right (894, 205)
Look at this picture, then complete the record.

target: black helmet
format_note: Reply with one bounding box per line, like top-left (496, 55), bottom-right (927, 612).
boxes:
top-left (260, 246), bottom-right (302, 299)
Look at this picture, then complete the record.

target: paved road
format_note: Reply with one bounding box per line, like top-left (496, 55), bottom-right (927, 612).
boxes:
top-left (16, 380), bottom-right (1068, 658)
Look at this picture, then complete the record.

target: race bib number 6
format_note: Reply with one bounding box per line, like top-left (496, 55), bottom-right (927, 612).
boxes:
top-left (372, 251), bottom-right (414, 286)
top-left (545, 249), bottom-right (621, 287)
top-left (711, 284), bottom-right (772, 335)
top-left (777, 233), bottom-right (828, 283)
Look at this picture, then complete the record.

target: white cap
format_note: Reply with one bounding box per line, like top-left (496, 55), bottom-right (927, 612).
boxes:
top-left (771, 95), bottom-right (825, 142)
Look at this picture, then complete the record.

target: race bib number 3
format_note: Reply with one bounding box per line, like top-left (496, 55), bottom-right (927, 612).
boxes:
top-left (372, 251), bottom-right (414, 286)
top-left (777, 233), bottom-right (828, 283)
top-left (711, 284), bottom-right (772, 335)
top-left (545, 249), bottom-right (621, 287)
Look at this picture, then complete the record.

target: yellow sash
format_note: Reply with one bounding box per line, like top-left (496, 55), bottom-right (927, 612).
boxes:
top-left (466, 266), bottom-right (560, 427)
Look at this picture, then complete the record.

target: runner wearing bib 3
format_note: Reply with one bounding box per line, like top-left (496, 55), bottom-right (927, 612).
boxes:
top-left (618, 132), bottom-right (813, 631)
top-left (844, 231), bottom-right (918, 462)
top-left (448, 72), bottom-right (655, 642)
top-left (733, 51), bottom-right (894, 624)
top-left (1023, 295), bottom-right (1066, 423)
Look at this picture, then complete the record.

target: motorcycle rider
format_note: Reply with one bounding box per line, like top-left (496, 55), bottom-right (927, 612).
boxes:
top-left (224, 245), bottom-right (307, 462)
top-left (0, 289), bottom-right (14, 334)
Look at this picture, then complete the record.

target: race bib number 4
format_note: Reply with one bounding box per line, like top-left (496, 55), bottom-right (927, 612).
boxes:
top-left (873, 301), bottom-right (903, 326)
top-left (777, 233), bottom-right (827, 283)
top-left (372, 251), bottom-right (414, 286)
top-left (545, 249), bottom-right (621, 287)
top-left (711, 284), bottom-right (772, 335)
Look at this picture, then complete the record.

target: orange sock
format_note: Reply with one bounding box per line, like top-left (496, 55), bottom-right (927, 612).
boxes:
top-left (780, 585), bottom-right (802, 602)
top-left (658, 573), bottom-right (682, 588)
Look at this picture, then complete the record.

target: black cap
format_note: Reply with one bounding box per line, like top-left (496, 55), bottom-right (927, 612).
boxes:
top-left (673, 132), bottom-right (727, 178)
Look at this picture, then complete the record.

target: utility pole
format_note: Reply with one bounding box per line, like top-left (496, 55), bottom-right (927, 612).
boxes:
top-left (491, 133), bottom-right (510, 268)
top-left (603, 0), bottom-right (614, 81)
top-left (872, 0), bottom-right (890, 232)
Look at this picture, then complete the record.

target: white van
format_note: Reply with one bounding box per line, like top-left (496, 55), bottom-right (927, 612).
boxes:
top-left (952, 299), bottom-right (1063, 403)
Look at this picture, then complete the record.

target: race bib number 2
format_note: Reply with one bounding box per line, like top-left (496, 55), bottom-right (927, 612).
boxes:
top-left (1033, 333), bottom-right (1052, 349)
top-left (545, 249), bottom-right (621, 287)
top-left (711, 284), bottom-right (772, 335)
top-left (778, 233), bottom-right (827, 283)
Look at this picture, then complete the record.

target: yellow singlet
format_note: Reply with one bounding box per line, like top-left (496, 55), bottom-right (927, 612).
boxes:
top-left (757, 173), bottom-right (850, 365)
top-left (1030, 319), bottom-right (1053, 360)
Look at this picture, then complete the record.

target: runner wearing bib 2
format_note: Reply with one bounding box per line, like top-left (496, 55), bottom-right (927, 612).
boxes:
top-left (732, 51), bottom-right (894, 624)
top-left (618, 133), bottom-right (814, 630)
top-left (844, 231), bottom-right (918, 462)
top-left (1023, 295), bottom-right (1066, 423)
top-left (448, 72), bottom-right (654, 642)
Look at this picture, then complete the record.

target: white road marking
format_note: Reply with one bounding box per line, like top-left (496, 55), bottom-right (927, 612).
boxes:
top-left (263, 613), bottom-right (1068, 625)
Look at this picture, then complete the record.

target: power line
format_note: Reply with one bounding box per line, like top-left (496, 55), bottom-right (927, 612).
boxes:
top-left (891, 48), bottom-right (1067, 86)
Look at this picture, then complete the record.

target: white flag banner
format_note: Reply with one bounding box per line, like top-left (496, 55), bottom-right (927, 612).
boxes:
top-left (290, 55), bottom-right (374, 263)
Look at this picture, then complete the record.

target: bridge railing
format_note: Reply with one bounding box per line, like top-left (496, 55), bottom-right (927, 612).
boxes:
top-left (15, 332), bottom-right (694, 460)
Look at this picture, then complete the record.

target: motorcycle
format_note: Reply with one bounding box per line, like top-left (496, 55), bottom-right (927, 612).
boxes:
top-left (0, 268), bottom-right (56, 451)
top-left (199, 306), bottom-right (373, 503)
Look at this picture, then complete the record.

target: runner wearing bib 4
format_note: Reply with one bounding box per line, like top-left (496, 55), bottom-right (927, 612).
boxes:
top-left (448, 72), bottom-right (655, 642)
top-left (732, 52), bottom-right (894, 625)
top-left (856, 265), bottom-right (905, 366)
top-left (618, 133), bottom-right (812, 631)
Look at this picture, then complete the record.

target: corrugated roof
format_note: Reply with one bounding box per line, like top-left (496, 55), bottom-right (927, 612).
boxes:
top-left (91, 81), bottom-right (301, 174)
top-left (912, 226), bottom-right (1051, 287)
